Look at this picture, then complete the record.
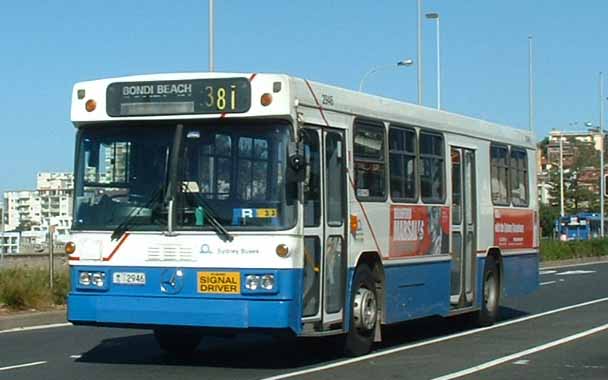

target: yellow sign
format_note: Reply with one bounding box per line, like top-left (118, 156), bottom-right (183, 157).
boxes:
top-left (197, 272), bottom-right (240, 294)
top-left (256, 208), bottom-right (278, 218)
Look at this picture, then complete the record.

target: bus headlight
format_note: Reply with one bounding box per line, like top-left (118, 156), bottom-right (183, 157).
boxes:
top-left (79, 272), bottom-right (91, 286)
top-left (260, 274), bottom-right (275, 290)
top-left (77, 270), bottom-right (108, 290)
top-left (91, 272), bottom-right (106, 287)
top-left (245, 275), bottom-right (260, 290)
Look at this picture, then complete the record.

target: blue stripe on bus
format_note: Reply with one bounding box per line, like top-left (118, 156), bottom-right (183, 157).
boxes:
top-left (499, 252), bottom-right (540, 298)
top-left (383, 260), bottom-right (451, 324)
top-left (67, 266), bottom-right (303, 334)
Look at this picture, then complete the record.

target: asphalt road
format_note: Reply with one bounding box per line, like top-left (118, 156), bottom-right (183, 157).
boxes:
top-left (1, 261), bottom-right (607, 380)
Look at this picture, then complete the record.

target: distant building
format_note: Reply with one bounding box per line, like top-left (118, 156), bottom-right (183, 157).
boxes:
top-left (3, 172), bottom-right (73, 242)
top-left (0, 231), bottom-right (20, 254)
top-left (538, 128), bottom-right (606, 205)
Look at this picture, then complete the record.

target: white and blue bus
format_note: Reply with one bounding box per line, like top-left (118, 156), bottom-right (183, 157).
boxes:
top-left (67, 72), bottom-right (539, 356)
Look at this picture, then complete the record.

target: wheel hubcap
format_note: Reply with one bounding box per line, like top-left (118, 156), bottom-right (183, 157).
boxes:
top-left (484, 272), bottom-right (497, 310)
top-left (353, 287), bottom-right (377, 331)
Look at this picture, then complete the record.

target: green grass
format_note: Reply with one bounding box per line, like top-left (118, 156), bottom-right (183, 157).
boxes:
top-left (0, 267), bottom-right (70, 311)
top-left (540, 238), bottom-right (608, 262)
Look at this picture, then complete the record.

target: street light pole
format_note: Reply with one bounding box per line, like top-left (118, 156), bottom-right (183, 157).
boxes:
top-left (528, 35), bottom-right (534, 132)
top-left (359, 59), bottom-right (414, 92)
top-left (417, 0), bottom-right (423, 105)
top-left (560, 131), bottom-right (565, 217)
top-left (426, 12), bottom-right (440, 109)
top-left (209, 0), bottom-right (215, 72)
top-left (600, 72), bottom-right (605, 237)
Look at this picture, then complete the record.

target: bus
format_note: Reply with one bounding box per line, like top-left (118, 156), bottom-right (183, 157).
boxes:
top-left (556, 212), bottom-right (603, 240)
top-left (67, 72), bottom-right (539, 356)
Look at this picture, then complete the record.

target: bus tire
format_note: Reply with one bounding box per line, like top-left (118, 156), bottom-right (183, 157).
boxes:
top-left (476, 258), bottom-right (500, 327)
top-left (344, 264), bottom-right (377, 356)
top-left (154, 327), bottom-right (202, 356)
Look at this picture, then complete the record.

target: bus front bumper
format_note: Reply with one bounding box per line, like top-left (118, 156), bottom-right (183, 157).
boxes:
top-left (68, 294), bottom-right (302, 334)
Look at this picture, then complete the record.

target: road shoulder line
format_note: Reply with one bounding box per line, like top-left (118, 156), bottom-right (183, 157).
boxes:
top-left (0, 361), bottom-right (47, 372)
top-left (259, 296), bottom-right (608, 380)
top-left (0, 322), bottom-right (72, 335)
top-left (431, 322), bottom-right (608, 380)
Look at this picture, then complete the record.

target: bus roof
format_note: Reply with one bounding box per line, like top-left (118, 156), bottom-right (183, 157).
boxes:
top-left (71, 72), bottom-right (535, 149)
top-left (293, 77), bottom-right (536, 150)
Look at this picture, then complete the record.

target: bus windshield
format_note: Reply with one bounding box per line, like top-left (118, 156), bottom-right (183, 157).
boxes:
top-left (73, 121), bottom-right (297, 231)
top-left (176, 121), bottom-right (297, 230)
top-left (73, 126), bottom-right (173, 231)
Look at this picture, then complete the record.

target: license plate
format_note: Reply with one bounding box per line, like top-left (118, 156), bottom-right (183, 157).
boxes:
top-left (112, 272), bottom-right (146, 285)
top-left (198, 272), bottom-right (240, 294)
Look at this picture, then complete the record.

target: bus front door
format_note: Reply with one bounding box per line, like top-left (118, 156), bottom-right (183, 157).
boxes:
top-left (301, 127), bottom-right (347, 330)
top-left (450, 147), bottom-right (477, 307)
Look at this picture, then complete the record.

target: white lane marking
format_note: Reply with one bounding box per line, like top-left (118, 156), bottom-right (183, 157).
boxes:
top-left (539, 270), bottom-right (557, 275)
top-left (259, 297), bottom-right (608, 380)
top-left (540, 281), bottom-right (556, 286)
top-left (556, 270), bottom-right (596, 276)
top-left (70, 354), bottom-right (82, 359)
top-left (431, 322), bottom-right (608, 380)
top-left (541, 260), bottom-right (608, 270)
top-left (0, 322), bottom-right (71, 335)
top-left (513, 359), bottom-right (529, 365)
top-left (0, 361), bottom-right (47, 371)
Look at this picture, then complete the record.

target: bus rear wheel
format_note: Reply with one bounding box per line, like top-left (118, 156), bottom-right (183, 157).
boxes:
top-left (343, 264), bottom-right (377, 357)
top-left (475, 258), bottom-right (500, 327)
top-left (154, 327), bottom-right (202, 356)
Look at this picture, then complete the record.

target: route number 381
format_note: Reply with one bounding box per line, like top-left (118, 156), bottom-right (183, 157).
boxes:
top-left (205, 85), bottom-right (238, 111)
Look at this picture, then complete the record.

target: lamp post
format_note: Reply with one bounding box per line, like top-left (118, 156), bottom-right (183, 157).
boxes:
top-left (209, 0), bottom-right (215, 72)
top-left (600, 72), bottom-right (605, 237)
top-left (528, 36), bottom-right (534, 132)
top-left (417, 0), bottom-right (423, 105)
top-left (359, 59), bottom-right (414, 92)
top-left (425, 12), bottom-right (441, 109)
top-left (559, 130), bottom-right (565, 217)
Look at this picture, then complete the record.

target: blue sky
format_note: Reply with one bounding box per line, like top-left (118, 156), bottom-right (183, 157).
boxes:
top-left (1, 1), bottom-right (607, 197)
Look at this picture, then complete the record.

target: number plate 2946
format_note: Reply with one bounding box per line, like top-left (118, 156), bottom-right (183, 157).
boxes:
top-left (112, 272), bottom-right (146, 285)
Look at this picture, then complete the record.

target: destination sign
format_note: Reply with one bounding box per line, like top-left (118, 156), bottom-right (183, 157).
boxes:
top-left (106, 78), bottom-right (251, 117)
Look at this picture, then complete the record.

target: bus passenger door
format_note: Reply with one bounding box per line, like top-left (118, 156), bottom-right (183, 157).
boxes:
top-left (450, 147), bottom-right (477, 307)
top-left (301, 127), bottom-right (347, 329)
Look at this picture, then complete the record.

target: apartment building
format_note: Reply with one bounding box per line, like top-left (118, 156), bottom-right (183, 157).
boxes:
top-left (3, 172), bottom-right (73, 241)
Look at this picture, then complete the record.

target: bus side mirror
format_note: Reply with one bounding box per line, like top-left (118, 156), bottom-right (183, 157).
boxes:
top-left (288, 142), bottom-right (306, 182)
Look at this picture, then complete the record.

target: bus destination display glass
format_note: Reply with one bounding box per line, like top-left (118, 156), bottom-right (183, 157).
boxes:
top-left (106, 78), bottom-right (251, 117)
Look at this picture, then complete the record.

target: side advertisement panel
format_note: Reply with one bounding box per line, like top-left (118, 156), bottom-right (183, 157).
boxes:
top-left (494, 208), bottom-right (534, 249)
top-left (389, 205), bottom-right (450, 258)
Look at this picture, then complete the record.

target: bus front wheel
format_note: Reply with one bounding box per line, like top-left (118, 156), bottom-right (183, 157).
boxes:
top-left (154, 327), bottom-right (202, 356)
top-left (344, 264), bottom-right (378, 356)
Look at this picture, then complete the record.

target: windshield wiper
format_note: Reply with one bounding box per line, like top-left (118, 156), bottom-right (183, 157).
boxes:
top-left (111, 187), bottom-right (164, 241)
top-left (180, 184), bottom-right (234, 242)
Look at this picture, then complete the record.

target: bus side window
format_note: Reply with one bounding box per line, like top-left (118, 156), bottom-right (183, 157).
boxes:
top-left (419, 131), bottom-right (444, 203)
top-left (490, 144), bottom-right (509, 205)
top-left (353, 120), bottom-right (386, 200)
top-left (510, 148), bottom-right (529, 206)
top-left (389, 125), bottom-right (417, 202)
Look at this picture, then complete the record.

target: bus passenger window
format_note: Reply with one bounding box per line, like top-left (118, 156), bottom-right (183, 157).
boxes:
top-left (389, 126), bottom-right (417, 201)
top-left (490, 145), bottom-right (509, 205)
top-left (510, 148), bottom-right (529, 206)
top-left (419, 132), bottom-right (444, 203)
top-left (354, 121), bottom-right (386, 200)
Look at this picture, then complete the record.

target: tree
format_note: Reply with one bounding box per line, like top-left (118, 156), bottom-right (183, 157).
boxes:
top-left (539, 203), bottom-right (560, 238)
top-left (547, 139), bottom-right (600, 214)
